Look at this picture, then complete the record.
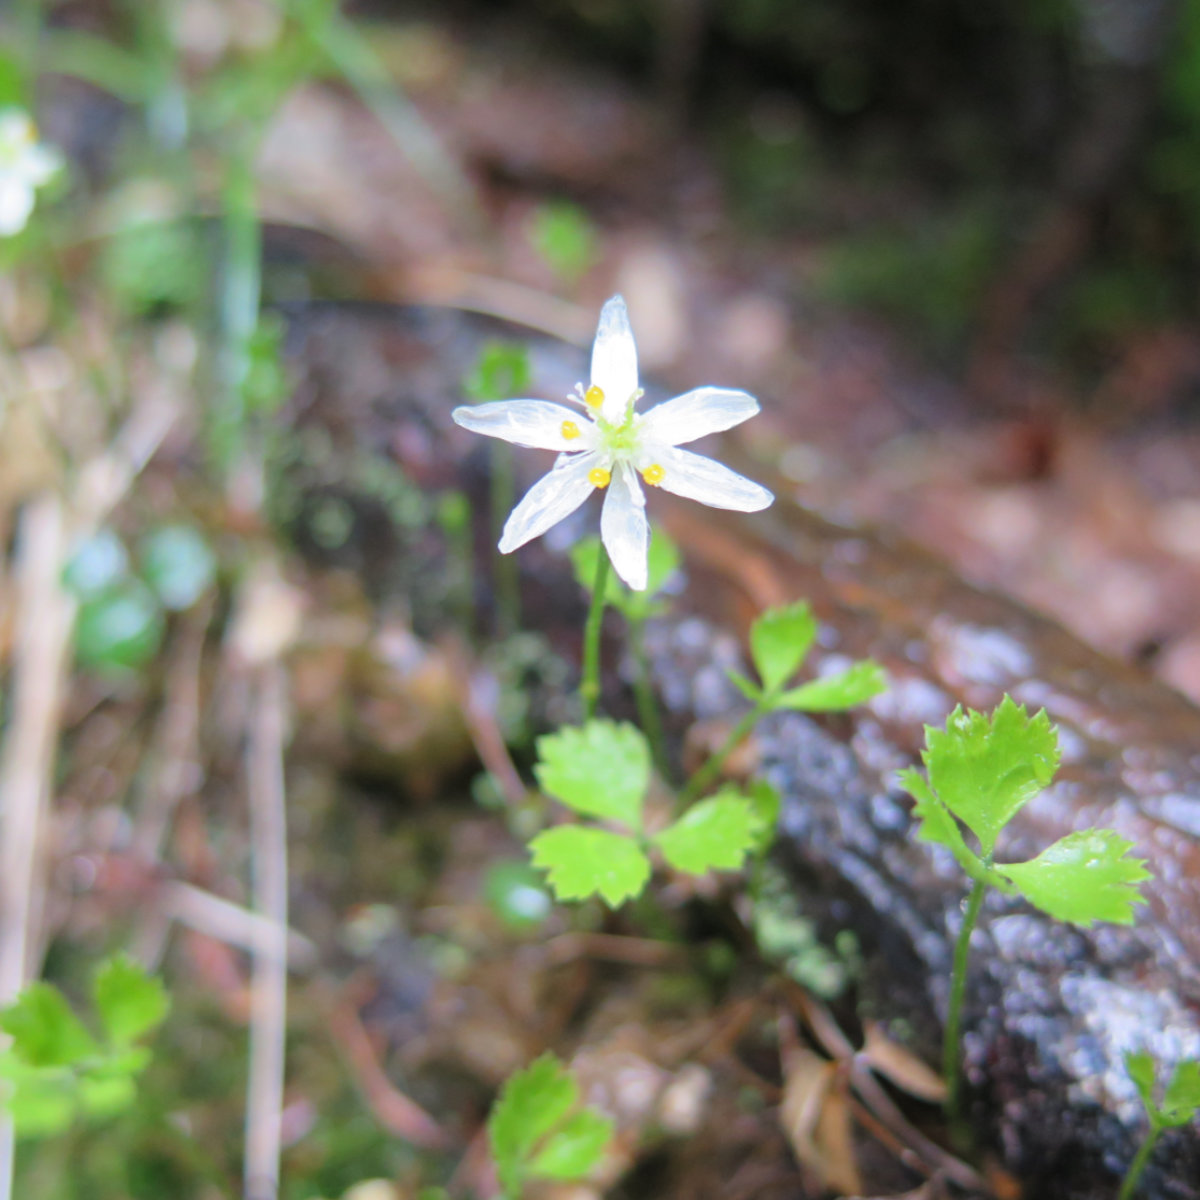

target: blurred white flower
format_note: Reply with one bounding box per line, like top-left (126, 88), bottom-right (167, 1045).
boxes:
top-left (452, 294), bottom-right (773, 590)
top-left (0, 109), bottom-right (62, 237)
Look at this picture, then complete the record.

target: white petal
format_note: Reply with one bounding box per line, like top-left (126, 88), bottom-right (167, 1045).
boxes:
top-left (20, 144), bottom-right (61, 188)
top-left (638, 387), bottom-right (759, 447)
top-left (498, 452), bottom-right (599, 553)
top-left (645, 444), bottom-right (774, 512)
top-left (590, 294), bottom-right (639, 424)
top-left (0, 111), bottom-right (34, 148)
top-left (0, 178), bottom-right (33, 236)
top-left (601, 461), bottom-right (649, 591)
top-left (452, 401), bottom-right (596, 452)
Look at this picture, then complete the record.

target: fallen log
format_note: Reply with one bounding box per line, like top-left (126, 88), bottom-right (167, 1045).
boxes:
top-left (283, 299), bottom-right (1200, 1198)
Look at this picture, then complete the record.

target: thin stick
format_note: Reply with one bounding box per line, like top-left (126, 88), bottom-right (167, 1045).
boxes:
top-left (0, 496), bottom-right (74, 1200)
top-left (580, 548), bottom-right (611, 720)
top-left (160, 882), bottom-right (317, 973)
top-left (244, 663), bottom-right (290, 1200)
top-left (943, 876), bottom-right (987, 1148)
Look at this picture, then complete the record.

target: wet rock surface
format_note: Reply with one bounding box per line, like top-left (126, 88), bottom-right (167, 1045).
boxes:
top-left (281, 299), bottom-right (1200, 1198)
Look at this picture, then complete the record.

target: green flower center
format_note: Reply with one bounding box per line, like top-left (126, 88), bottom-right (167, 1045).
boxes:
top-left (596, 410), bottom-right (640, 457)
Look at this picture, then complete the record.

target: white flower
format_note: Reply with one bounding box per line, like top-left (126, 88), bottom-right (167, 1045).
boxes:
top-left (0, 109), bottom-right (62, 237)
top-left (452, 294), bottom-right (773, 590)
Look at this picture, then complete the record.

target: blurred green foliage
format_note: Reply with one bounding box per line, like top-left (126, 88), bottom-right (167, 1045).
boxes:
top-left (463, 342), bottom-right (533, 404)
top-left (528, 201), bottom-right (597, 284)
top-left (817, 205), bottom-right (1003, 350)
top-left (0, 957), bottom-right (168, 1139)
top-left (65, 525), bottom-right (216, 674)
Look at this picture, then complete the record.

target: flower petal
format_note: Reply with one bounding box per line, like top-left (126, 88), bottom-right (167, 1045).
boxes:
top-left (452, 401), bottom-right (596, 452)
top-left (20, 144), bottom-right (61, 188)
top-left (498, 452), bottom-right (599, 553)
top-left (590, 294), bottom-right (639, 424)
top-left (0, 178), bottom-right (33, 236)
top-left (645, 444), bottom-right (774, 512)
top-left (638, 387), bottom-right (759, 447)
top-left (601, 461), bottom-right (649, 591)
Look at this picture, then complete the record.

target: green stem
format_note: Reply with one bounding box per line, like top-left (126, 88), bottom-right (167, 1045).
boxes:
top-left (678, 702), bottom-right (767, 809)
top-left (629, 616), bottom-right (670, 780)
top-left (580, 548), bottom-right (611, 720)
top-left (214, 139), bottom-right (263, 476)
top-left (944, 876), bottom-right (988, 1145)
top-left (1118, 1123), bottom-right (1163, 1200)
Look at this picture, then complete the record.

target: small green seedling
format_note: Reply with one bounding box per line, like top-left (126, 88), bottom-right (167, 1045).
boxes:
top-left (682, 601), bottom-right (886, 804)
top-left (0, 956), bottom-right (169, 1136)
top-left (528, 719), bottom-right (771, 906)
top-left (488, 1052), bottom-right (613, 1200)
top-left (1119, 1051), bottom-right (1200, 1200)
top-left (897, 697), bottom-right (1151, 1136)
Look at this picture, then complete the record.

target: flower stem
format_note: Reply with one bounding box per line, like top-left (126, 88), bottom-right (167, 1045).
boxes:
top-left (580, 548), bottom-right (611, 720)
top-left (678, 702), bottom-right (765, 809)
top-left (944, 875), bottom-right (987, 1146)
top-left (629, 616), bottom-right (670, 780)
top-left (1118, 1123), bottom-right (1163, 1200)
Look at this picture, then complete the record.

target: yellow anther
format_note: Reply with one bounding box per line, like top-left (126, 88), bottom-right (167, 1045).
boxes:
top-left (642, 463), bottom-right (665, 486)
top-left (588, 466), bottom-right (612, 488)
top-left (561, 420), bottom-right (581, 440)
top-left (584, 385), bottom-right (605, 408)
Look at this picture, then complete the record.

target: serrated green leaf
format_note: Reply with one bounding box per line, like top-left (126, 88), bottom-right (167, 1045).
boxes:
top-left (529, 828), bottom-right (651, 907)
top-left (899, 767), bottom-right (976, 867)
top-left (534, 720), bottom-right (649, 830)
top-left (746, 779), bottom-right (782, 854)
top-left (528, 1107), bottom-right (614, 1180)
top-left (1162, 1060), bottom-right (1200, 1126)
top-left (776, 660), bottom-right (887, 711)
top-left (998, 829), bottom-right (1150, 927)
top-left (0, 984), bottom-right (97, 1068)
top-left (749, 602), bottom-right (817, 693)
top-left (1125, 1050), bottom-right (1158, 1111)
top-left (488, 1053), bottom-right (576, 1196)
top-left (726, 669), bottom-right (762, 705)
top-left (655, 794), bottom-right (757, 875)
top-left (93, 955), bottom-right (169, 1046)
top-left (924, 697), bottom-right (1060, 854)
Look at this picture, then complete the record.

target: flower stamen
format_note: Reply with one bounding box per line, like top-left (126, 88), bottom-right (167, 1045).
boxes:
top-left (588, 466), bottom-right (612, 488)
top-left (584, 385), bottom-right (605, 409)
top-left (642, 463), bottom-right (665, 486)
top-left (561, 420), bottom-right (581, 440)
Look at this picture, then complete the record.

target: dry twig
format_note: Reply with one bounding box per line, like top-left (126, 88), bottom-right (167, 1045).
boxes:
top-left (244, 662), bottom-right (290, 1200)
top-left (0, 496), bottom-right (75, 1200)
